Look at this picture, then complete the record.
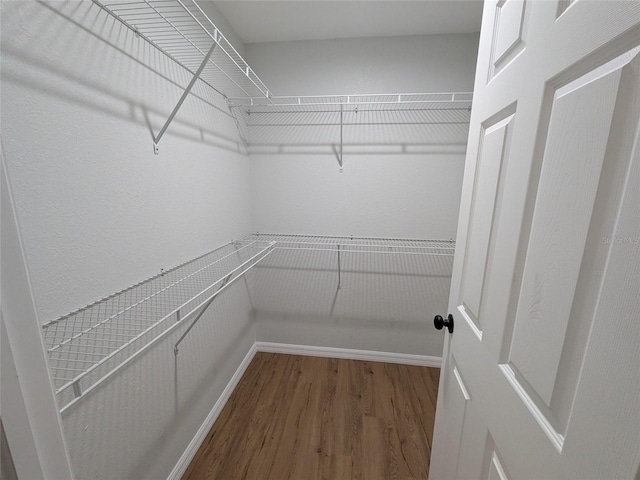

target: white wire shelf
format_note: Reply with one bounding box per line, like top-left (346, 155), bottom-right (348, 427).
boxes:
top-left (88, 2), bottom-right (472, 151)
top-left (237, 233), bottom-right (455, 288)
top-left (238, 234), bottom-right (456, 321)
top-left (94, 0), bottom-right (270, 99)
top-left (240, 233), bottom-right (455, 253)
top-left (91, 0), bottom-right (270, 150)
top-left (43, 233), bottom-right (454, 413)
top-left (228, 93), bottom-right (473, 156)
top-left (42, 240), bottom-right (273, 413)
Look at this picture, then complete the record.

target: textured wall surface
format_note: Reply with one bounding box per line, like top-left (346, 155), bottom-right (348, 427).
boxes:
top-left (249, 242), bottom-right (453, 357)
top-left (1, 2), bottom-right (254, 479)
top-left (246, 33), bottom-right (479, 96)
top-left (1, 3), bottom-right (477, 477)
top-left (246, 34), bottom-right (478, 357)
top-left (246, 33), bottom-right (477, 240)
top-left (250, 153), bottom-right (465, 239)
top-left (1, 2), bottom-right (252, 322)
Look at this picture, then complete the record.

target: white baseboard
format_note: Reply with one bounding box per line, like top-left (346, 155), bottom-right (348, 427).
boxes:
top-left (255, 341), bottom-right (441, 368)
top-left (168, 341), bottom-right (440, 479)
top-left (167, 342), bottom-right (258, 480)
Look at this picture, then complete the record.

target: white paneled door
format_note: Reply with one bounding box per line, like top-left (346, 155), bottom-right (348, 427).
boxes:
top-left (430, 1), bottom-right (640, 479)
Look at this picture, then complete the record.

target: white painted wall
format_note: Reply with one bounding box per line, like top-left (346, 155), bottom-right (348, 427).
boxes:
top-left (246, 33), bottom-right (477, 238)
top-left (246, 33), bottom-right (479, 95)
top-left (250, 152), bottom-right (462, 357)
top-left (2, 2), bottom-right (478, 475)
top-left (1, 2), bottom-right (254, 479)
top-left (251, 153), bottom-right (464, 239)
top-left (247, 34), bottom-right (478, 357)
top-left (249, 243), bottom-right (454, 357)
top-left (2, 1), bottom-right (252, 322)
top-left (198, 1), bottom-right (247, 57)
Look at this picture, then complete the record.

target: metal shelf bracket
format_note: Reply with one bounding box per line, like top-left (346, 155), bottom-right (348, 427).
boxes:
top-left (153, 42), bottom-right (217, 154)
top-left (173, 242), bottom-right (276, 355)
top-left (338, 103), bottom-right (344, 172)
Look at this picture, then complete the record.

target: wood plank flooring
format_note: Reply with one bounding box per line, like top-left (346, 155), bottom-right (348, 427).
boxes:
top-left (182, 353), bottom-right (440, 480)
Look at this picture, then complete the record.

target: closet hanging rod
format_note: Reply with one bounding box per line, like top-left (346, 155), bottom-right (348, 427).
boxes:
top-left (249, 232), bottom-right (456, 244)
top-left (271, 247), bottom-right (454, 257)
top-left (227, 92), bottom-right (473, 108)
top-left (243, 110), bottom-right (473, 117)
top-left (270, 241), bottom-right (455, 250)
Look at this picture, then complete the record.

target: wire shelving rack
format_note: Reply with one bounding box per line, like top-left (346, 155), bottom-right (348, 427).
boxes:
top-left (238, 233), bottom-right (455, 289)
top-left (240, 234), bottom-right (455, 321)
top-left (94, 0), bottom-right (270, 99)
top-left (90, 1), bottom-right (472, 152)
top-left (228, 93), bottom-right (473, 162)
top-left (42, 240), bottom-right (273, 413)
top-left (92, 0), bottom-right (270, 151)
top-left (42, 233), bottom-right (454, 413)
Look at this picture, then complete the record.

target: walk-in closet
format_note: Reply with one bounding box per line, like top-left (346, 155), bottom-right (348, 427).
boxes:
top-left (5, 1), bottom-right (639, 479)
top-left (2, 2), bottom-right (478, 475)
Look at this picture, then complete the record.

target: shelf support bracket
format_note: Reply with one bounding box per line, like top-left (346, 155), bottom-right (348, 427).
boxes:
top-left (173, 271), bottom-right (231, 355)
top-left (153, 42), bottom-right (217, 154)
top-left (72, 381), bottom-right (82, 399)
top-left (337, 244), bottom-right (342, 289)
top-left (338, 103), bottom-right (344, 171)
top-left (173, 242), bottom-right (275, 356)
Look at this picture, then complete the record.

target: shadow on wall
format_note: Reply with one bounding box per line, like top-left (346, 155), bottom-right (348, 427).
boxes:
top-left (246, 246), bottom-right (452, 318)
top-left (241, 246), bottom-right (453, 356)
top-left (61, 282), bottom-right (255, 480)
top-left (1, 1), bottom-right (245, 154)
top-left (237, 104), bottom-right (472, 159)
top-left (129, 307), bottom-right (254, 479)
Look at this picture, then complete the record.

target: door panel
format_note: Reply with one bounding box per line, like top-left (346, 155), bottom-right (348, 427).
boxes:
top-left (489, 0), bottom-right (528, 80)
top-left (435, 356), bottom-right (471, 480)
top-left (430, 1), bottom-right (640, 478)
top-left (460, 111), bottom-right (515, 337)
top-left (508, 53), bottom-right (629, 408)
top-left (560, 50), bottom-right (640, 478)
top-left (485, 445), bottom-right (509, 480)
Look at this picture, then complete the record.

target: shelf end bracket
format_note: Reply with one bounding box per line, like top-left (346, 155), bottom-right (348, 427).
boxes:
top-left (153, 42), bottom-right (217, 151)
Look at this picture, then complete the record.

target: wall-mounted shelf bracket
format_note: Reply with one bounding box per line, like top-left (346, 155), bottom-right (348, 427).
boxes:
top-left (93, 0), bottom-right (274, 152)
top-left (337, 243), bottom-right (342, 288)
top-left (173, 241), bottom-right (275, 355)
top-left (153, 41), bottom-right (217, 154)
top-left (338, 103), bottom-right (344, 172)
top-left (332, 102), bottom-right (344, 172)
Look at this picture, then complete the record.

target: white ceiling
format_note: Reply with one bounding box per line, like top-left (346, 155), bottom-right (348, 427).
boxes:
top-left (213, 1), bottom-right (483, 44)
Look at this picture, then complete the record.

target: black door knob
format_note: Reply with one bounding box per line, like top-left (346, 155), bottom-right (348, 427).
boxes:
top-left (434, 314), bottom-right (454, 334)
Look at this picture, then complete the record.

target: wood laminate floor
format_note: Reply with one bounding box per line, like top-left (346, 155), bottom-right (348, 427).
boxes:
top-left (182, 353), bottom-right (440, 480)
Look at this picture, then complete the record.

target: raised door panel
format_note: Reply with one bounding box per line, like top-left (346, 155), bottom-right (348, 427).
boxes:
top-left (503, 47), bottom-right (640, 449)
top-left (559, 49), bottom-right (640, 478)
top-left (489, 0), bottom-right (528, 81)
top-left (432, 356), bottom-right (471, 480)
top-left (459, 110), bottom-right (515, 338)
top-left (487, 455), bottom-right (508, 480)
